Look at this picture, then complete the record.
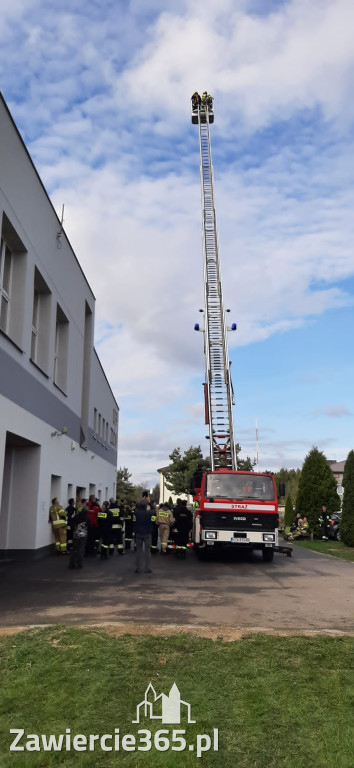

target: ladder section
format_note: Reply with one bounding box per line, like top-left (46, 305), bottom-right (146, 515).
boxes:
top-left (197, 108), bottom-right (236, 470)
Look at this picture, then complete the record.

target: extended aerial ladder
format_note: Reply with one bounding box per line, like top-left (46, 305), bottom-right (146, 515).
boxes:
top-left (190, 97), bottom-right (292, 559)
top-left (192, 99), bottom-right (237, 471)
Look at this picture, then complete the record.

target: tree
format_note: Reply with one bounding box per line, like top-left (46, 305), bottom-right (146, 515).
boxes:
top-left (235, 443), bottom-right (254, 471)
top-left (284, 495), bottom-right (294, 528)
top-left (295, 447), bottom-right (341, 529)
top-left (115, 467), bottom-right (136, 504)
top-left (150, 483), bottom-right (160, 503)
top-left (341, 450), bottom-right (354, 546)
top-left (274, 468), bottom-right (302, 503)
top-left (164, 446), bottom-right (210, 496)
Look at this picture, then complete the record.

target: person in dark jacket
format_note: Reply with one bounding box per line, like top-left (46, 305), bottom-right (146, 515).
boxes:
top-left (173, 500), bottom-right (193, 559)
top-left (97, 501), bottom-right (113, 560)
top-left (134, 491), bottom-right (154, 573)
top-left (86, 495), bottom-right (100, 555)
top-left (65, 498), bottom-right (76, 552)
top-left (319, 504), bottom-right (330, 540)
top-left (150, 499), bottom-right (159, 554)
top-left (109, 498), bottom-right (124, 555)
top-left (191, 91), bottom-right (201, 110)
top-left (123, 501), bottom-right (135, 550)
top-left (69, 505), bottom-right (92, 569)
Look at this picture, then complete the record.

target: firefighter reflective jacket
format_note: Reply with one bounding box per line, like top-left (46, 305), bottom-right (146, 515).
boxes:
top-left (156, 507), bottom-right (174, 527)
top-left (109, 502), bottom-right (123, 530)
top-left (49, 506), bottom-right (66, 527)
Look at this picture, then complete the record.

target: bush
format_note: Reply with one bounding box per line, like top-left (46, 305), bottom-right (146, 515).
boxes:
top-left (341, 450), bottom-right (354, 546)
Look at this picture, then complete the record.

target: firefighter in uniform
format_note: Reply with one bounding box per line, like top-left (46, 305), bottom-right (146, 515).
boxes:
top-left (49, 498), bottom-right (67, 554)
top-left (173, 500), bottom-right (193, 559)
top-left (288, 517), bottom-right (309, 541)
top-left (319, 504), bottom-right (330, 540)
top-left (150, 500), bottom-right (159, 554)
top-left (171, 499), bottom-right (182, 551)
top-left (123, 502), bottom-right (135, 550)
top-left (97, 501), bottom-right (112, 559)
top-left (109, 498), bottom-right (124, 556)
top-left (156, 503), bottom-right (174, 554)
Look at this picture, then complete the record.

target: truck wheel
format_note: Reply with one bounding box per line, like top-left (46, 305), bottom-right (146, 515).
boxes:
top-left (262, 548), bottom-right (274, 563)
top-left (194, 545), bottom-right (208, 560)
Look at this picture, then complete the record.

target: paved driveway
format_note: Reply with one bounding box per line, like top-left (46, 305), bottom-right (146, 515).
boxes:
top-left (0, 546), bottom-right (353, 633)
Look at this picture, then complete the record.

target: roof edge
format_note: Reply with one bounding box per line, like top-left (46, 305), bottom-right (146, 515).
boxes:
top-left (0, 92), bottom-right (95, 300)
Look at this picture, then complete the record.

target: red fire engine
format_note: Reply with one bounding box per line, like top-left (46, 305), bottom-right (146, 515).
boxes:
top-left (191, 95), bottom-right (291, 561)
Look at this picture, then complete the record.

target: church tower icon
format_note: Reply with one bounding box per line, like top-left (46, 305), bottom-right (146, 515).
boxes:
top-left (132, 682), bottom-right (196, 724)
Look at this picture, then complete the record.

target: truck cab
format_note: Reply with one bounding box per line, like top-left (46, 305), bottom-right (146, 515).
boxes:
top-left (192, 470), bottom-right (280, 562)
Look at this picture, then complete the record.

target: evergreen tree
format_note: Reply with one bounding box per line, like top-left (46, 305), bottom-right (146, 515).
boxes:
top-left (295, 447), bottom-right (341, 529)
top-left (341, 450), bottom-right (354, 546)
top-left (115, 467), bottom-right (136, 504)
top-left (284, 495), bottom-right (294, 528)
top-left (235, 443), bottom-right (254, 471)
top-left (274, 468), bottom-right (302, 503)
top-left (164, 446), bottom-right (210, 496)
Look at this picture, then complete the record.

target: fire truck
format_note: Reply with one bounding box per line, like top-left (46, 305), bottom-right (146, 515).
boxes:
top-left (190, 95), bottom-right (290, 561)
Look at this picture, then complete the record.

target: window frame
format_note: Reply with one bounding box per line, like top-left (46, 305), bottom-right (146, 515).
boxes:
top-left (0, 237), bottom-right (12, 334)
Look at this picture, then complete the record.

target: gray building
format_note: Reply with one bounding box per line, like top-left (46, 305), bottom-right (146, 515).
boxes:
top-left (0, 93), bottom-right (118, 557)
top-left (328, 459), bottom-right (346, 505)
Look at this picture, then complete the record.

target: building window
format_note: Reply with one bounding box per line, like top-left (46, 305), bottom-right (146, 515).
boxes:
top-left (98, 413), bottom-right (101, 437)
top-left (102, 418), bottom-right (105, 440)
top-left (0, 214), bottom-right (27, 348)
top-left (53, 304), bottom-right (69, 392)
top-left (0, 237), bottom-right (12, 333)
top-left (110, 428), bottom-right (117, 448)
top-left (105, 421), bottom-right (108, 443)
top-left (30, 267), bottom-right (51, 373)
top-left (94, 408), bottom-right (97, 433)
top-left (31, 289), bottom-right (39, 359)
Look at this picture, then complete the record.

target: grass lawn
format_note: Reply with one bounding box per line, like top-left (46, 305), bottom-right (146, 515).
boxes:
top-left (0, 629), bottom-right (354, 767)
top-left (292, 539), bottom-right (354, 562)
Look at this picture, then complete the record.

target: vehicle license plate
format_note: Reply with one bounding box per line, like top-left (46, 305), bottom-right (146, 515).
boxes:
top-left (231, 537), bottom-right (250, 543)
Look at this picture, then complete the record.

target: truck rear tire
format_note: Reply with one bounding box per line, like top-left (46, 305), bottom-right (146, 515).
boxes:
top-left (262, 547), bottom-right (274, 563)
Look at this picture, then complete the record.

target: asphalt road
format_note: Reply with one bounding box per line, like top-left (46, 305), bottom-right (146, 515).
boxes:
top-left (0, 545), bottom-right (353, 633)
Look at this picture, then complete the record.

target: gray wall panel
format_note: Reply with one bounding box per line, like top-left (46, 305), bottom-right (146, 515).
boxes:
top-left (0, 346), bottom-right (117, 466)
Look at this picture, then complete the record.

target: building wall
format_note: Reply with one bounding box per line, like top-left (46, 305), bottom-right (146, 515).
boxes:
top-left (0, 94), bottom-right (118, 555)
top-left (158, 471), bottom-right (191, 506)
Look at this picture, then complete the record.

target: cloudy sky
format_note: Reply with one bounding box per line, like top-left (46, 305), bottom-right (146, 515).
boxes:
top-left (1, 0), bottom-right (354, 484)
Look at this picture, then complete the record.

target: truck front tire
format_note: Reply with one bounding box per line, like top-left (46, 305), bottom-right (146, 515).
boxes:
top-left (262, 547), bottom-right (274, 563)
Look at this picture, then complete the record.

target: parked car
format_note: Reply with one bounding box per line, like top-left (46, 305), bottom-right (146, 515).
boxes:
top-left (329, 512), bottom-right (341, 541)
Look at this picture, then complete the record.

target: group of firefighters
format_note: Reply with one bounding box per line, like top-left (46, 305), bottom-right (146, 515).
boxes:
top-left (49, 495), bottom-right (193, 566)
top-left (191, 90), bottom-right (213, 110)
top-left (284, 504), bottom-right (333, 541)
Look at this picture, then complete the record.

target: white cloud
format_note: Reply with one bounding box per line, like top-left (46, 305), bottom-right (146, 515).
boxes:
top-left (313, 405), bottom-right (353, 418)
top-left (1, 0), bottom-right (354, 480)
top-left (118, 0), bottom-right (354, 130)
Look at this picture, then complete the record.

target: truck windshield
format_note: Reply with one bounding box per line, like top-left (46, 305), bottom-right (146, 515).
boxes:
top-left (205, 473), bottom-right (275, 501)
